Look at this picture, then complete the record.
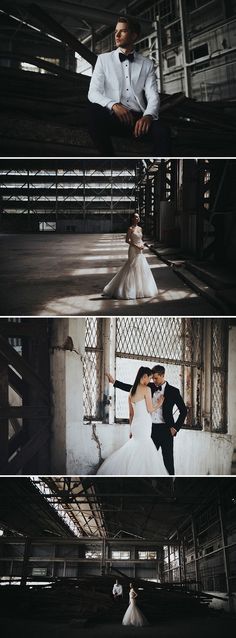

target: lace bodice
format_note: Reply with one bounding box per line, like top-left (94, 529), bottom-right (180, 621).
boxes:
top-left (130, 226), bottom-right (143, 248)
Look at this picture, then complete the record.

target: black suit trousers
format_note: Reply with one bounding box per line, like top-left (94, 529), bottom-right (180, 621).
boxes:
top-left (87, 102), bottom-right (171, 156)
top-left (151, 423), bottom-right (175, 475)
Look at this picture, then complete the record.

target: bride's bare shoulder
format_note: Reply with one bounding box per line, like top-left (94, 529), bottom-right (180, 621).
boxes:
top-left (144, 385), bottom-right (151, 395)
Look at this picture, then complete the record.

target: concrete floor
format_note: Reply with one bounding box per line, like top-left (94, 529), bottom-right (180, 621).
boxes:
top-left (0, 233), bottom-right (221, 316)
top-left (1, 613), bottom-right (235, 638)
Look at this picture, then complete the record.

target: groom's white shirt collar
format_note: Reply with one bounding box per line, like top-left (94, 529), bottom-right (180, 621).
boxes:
top-left (154, 381), bottom-right (167, 393)
top-left (117, 47), bottom-right (135, 54)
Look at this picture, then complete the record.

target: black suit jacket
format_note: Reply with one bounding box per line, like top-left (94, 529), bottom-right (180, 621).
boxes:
top-left (114, 380), bottom-right (187, 432)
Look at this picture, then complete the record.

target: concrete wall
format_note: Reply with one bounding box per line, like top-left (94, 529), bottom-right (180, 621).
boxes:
top-left (50, 318), bottom-right (85, 475)
top-left (76, 422), bottom-right (235, 476)
top-left (208, 592), bottom-right (236, 613)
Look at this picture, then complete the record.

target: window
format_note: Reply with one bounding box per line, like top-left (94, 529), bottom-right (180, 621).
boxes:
top-left (111, 551), bottom-right (130, 560)
top-left (115, 317), bottom-right (201, 424)
top-left (39, 222), bottom-right (56, 232)
top-left (32, 567), bottom-right (48, 576)
top-left (85, 550), bottom-right (102, 559)
top-left (83, 318), bottom-right (228, 432)
top-left (138, 551), bottom-right (157, 560)
top-left (167, 56), bottom-right (176, 68)
top-left (83, 318), bottom-right (103, 421)
top-left (191, 44), bottom-right (209, 61)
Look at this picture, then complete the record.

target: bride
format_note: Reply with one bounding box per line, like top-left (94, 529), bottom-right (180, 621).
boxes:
top-left (122, 583), bottom-right (148, 627)
top-left (102, 213), bottom-right (158, 299)
top-left (97, 367), bottom-right (167, 476)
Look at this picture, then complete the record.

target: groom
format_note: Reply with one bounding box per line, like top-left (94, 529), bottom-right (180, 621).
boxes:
top-left (88, 15), bottom-right (170, 156)
top-left (107, 365), bottom-right (187, 475)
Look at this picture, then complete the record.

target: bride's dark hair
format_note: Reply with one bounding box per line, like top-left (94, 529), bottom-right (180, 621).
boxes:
top-left (130, 366), bottom-right (152, 396)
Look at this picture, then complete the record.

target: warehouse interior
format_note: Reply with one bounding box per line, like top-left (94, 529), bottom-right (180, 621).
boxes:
top-left (0, 317), bottom-right (236, 476)
top-left (0, 476), bottom-right (235, 637)
top-left (0, 158), bottom-right (235, 316)
top-left (0, 0), bottom-right (236, 155)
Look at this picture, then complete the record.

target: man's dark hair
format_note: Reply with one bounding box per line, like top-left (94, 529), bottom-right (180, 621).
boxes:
top-left (152, 365), bottom-right (165, 375)
top-left (116, 15), bottom-right (141, 39)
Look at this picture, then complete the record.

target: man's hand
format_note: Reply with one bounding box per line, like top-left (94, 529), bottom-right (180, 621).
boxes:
top-left (170, 427), bottom-right (177, 437)
top-left (134, 115), bottom-right (152, 137)
top-left (105, 372), bottom-right (115, 384)
top-left (112, 103), bottom-right (134, 125)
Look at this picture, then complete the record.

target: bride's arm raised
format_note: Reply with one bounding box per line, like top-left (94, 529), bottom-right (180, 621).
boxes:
top-left (144, 386), bottom-right (164, 413)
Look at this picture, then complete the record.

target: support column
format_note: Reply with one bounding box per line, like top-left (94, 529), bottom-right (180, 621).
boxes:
top-left (179, 0), bottom-right (192, 97)
top-left (145, 179), bottom-right (152, 235)
top-left (101, 537), bottom-right (106, 575)
top-left (191, 515), bottom-right (200, 591)
top-left (178, 536), bottom-right (182, 584)
top-left (218, 489), bottom-right (234, 612)
top-left (50, 318), bottom-right (85, 474)
top-left (181, 159), bottom-right (198, 253)
top-left (202, 319), bottom-right (212, 431)
top-left (21, 537), bottom-right (31, 587)
top-left (154, 16), bottom-right (164, 93)
top-left (103, 318), bottom-right (116, 424)
top-left (167, 544), bottom-right (171, 582)
top-left (227, 325), bottom-right (236, 440)
top-left (153, 170), bottom-right (160, 241)
top-left (0, 348), bottom-right (8, 472)
top-left (55, 168), bottom-right (58, 228)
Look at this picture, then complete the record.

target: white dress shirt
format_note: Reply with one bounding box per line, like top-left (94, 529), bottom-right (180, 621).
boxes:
top-left (108, 49), bottom-right (141, 112)
top-left (152, 381), bottom-right (167, 424)
top-left (113, 583), bottom-right (123, 596)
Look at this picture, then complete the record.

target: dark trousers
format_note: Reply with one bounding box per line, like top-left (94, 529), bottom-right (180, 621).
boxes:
top-left (87, 101), bottom-right (171, 156)
top-left (151, 423), bottom-right (175, 475)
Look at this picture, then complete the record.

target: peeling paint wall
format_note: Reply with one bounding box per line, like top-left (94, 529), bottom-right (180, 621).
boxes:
top-left (76, 422), bottom-right (235, 476)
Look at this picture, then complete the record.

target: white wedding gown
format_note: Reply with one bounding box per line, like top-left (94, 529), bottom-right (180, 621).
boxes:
top-left (122, 590), bottom-right (148, 627)
top-left (102, 227), bottom-right (158, 299)
top-left (97, 399), bottom-right (167, 476)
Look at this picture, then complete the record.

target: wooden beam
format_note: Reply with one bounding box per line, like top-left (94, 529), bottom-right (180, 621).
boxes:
top-left (29, 3), bottom-right (97, 67)
top-left (0, 51), bottom-right (80, 79)
top-left (0, 335), bottom-right (49, 401)
top-left (8, 368), bottom-right (24, 397)
top-left (0, 406), bottom-right (50, 419)
top-left (1, 423), bottom-right (50, 474)
top-left (0, 356), bottom-right (8, 470)
top-left (8, 429), bottom-right (26, 457)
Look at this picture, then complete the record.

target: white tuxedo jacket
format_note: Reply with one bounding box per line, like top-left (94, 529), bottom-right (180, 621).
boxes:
top-left (88, 49), bottom-right (159, 119)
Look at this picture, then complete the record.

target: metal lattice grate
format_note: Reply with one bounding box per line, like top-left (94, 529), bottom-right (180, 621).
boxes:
top-left (116, 317), bottom-right (202, 365)
top-left (83, 318), bottom-right (103, 421)
top-left (211, 320), bottom-right (227, 432)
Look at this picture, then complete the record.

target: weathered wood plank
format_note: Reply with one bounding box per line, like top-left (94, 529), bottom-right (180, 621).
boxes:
top-left (0, 356), bottom-right (8, 469)
top-left (0, 335), bottom-right (49, 401)
top-left (2, 423), bottom-right (50, 474)
top-left (0, 405), bottom-right (50, 419)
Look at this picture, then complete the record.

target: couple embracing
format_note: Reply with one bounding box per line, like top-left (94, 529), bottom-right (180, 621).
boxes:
top-left (97, 365), bottom-right (187, 476)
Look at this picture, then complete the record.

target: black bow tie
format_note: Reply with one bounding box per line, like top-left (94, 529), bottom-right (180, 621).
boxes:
top-left (119, 52), bottom-right (134, 63)
top-left (156, 385), bottom-right (163, 392)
